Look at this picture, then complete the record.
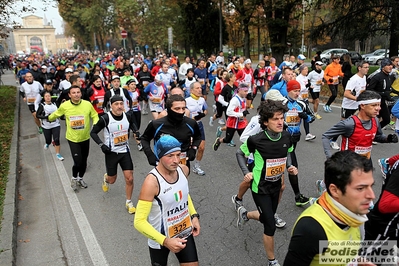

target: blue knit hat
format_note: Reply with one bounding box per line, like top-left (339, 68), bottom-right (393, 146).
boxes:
top-left (154, 135), bottom-right (181, 160)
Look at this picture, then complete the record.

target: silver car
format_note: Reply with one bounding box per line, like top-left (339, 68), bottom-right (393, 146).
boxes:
top-left (320, 48), bottom-right (348, 63)
top-left (364, 50), bottom-right (388, 65)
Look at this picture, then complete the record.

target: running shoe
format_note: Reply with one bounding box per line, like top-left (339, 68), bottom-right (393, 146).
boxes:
top-left (137, 143), bottom-right (143, 151)
top-left (126, 201), bottom-right (136, 214)
top-left (316, 180), bottom-right (325, 196)
top-left (378, 158), bottom-right (389, 179)
top-left (78, 179), bottom-right (88, 189)
top-left (216, 126), bottom-right (223, 138)
top-left (327, 105), bottom-right (332, 112)
top-left (250, 104), bottom-right (254, 109)
top-left (329, 141), bottom-right (340, 150)
top-left (372, 141), bottom-right (378, 145)
top-left (305, 133), bottom-right (316, 141)
top-left (236, 206), bottom-right (248, 231)
top-left (213, 138), bottom-right (221, 151)
top-left (71, 178), bottom-right (78, 191)
top-left (274, 213), bottom-right (286, 228)
top-left (212, 104), bottom-right (217, 114)
top-left (209, 116), bottom-right (214, 127)
top-left (295, 194), bottom-right (311, 206)
top-left (56, 154), bottom-right (64, 161)
top-left (38, 127), bottom-right (43, 134)
top-left (323, 105), bottom-right (329, 113)
top-left (231, 194), bottom-right (243, 211)
top-left (227, 140), bottom-right (236, 147)
top-left (192, 165), bottom-right (205, 176)
top-left (102, 173), bottom-right (109, 192)
top-left (268, 259), bottom-right (280, 266)
top-left (314, 113), bottom-right (322, 119)
top-left (268, 259), bottom-right (281, 266)
top-left (218, 118), bottom-right (225, 125)
top-left (390, 121), bottom-right (396, 130)
top-left (44, 144), bottom-right (49, 150)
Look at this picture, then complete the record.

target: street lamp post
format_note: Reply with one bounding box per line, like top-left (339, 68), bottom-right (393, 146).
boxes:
top-left (301, 0), bottom-right (305, 54)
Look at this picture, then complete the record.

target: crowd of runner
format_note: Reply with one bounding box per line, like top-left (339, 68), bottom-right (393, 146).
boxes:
top-left (9, 47), bottom-right (399, 265)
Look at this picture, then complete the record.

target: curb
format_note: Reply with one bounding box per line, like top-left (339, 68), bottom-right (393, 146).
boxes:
top-left (0, 86), bottom-right (20, 266)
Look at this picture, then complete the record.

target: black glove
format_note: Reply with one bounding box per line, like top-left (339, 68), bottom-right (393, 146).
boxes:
top-left (328, 78), bottom-right (333, 83)
top-left (187, 148), bottom-right (197, 161)
top-left (134, 131), bottom-right (141, 140)
top-left (305, 82), bottom-right (311, 88)
top-left (242, 110), bottom-right (250, 117)
top-left (100, 144), bottom-right (112, 154)
top-left (148, 153), bottom-right (158, 166)
top-left (194, 112), bottom-right (206, 121)
top-left (92, 99), bottom-right (99, 105)
top-left (298, 112), bottom-right (308, 119)
top-left (309, 115), bottom-right (315, 123)
top-left (387, 134), bottom-right (398, 143)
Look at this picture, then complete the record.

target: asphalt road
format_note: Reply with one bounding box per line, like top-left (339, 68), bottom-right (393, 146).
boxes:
top-left (6, 71), bottom-right (396, 266)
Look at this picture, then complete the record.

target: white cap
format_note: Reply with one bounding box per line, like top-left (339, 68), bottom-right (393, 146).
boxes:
top-left (111, 75), bottom-right (120, 81)
top-left (65, 68), bottom-right (73, 73)
top-left (244, 59), bottom-right (252, 65)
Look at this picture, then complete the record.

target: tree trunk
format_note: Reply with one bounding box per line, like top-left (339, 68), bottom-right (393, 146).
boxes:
top-left (389, 6), bottom-right (399, 57)
top-left (243, 19), bottom-right (250, 59)
top-left (266, 9), bottom-right (288, 65)
top-left (184, 40), bottom-right (190, 57)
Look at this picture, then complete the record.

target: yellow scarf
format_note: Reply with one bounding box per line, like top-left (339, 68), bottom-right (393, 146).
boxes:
top-left (190, 93), bottom-right (200, 100)
top-left (318, 192), bottom-right (368, 228)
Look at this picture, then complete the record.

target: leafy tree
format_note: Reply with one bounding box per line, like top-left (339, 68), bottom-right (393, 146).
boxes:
top-left (311, 0), bottom-right (399, 56)
top-left (0, 0), bottom-right (52, 38)
top-left (226, 0), bottom-right (261, 58)
top-left (178, 0), bottom-right (228, 56)
top-left (260, 0), bottom-right (302, 63)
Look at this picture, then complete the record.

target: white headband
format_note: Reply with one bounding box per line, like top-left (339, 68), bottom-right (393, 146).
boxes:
top-left (357, 99), bottom-right (381, 105)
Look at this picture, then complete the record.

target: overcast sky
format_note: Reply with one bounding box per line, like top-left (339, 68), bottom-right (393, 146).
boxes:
top-left (11, 0), bottom-right (64, 34)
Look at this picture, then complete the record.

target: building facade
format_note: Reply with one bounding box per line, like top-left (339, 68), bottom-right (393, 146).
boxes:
top-left (11, 15), bottom-right (56, 54)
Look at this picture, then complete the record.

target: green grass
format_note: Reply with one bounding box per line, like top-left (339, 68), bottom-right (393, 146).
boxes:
top-left (0, 86), bottom-right (17, 222)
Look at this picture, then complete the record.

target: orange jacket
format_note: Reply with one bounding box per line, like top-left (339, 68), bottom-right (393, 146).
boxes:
top-left (324, 62), bottom-right (344, 85)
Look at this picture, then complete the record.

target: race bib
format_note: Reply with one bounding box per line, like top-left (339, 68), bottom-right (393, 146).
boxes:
top-left (179, 151), bottom-right (187, 165)
top-left (333, 76), bottom-right (339, 85)
top-left (355, 146), bottom-right (372, 159)
top-left (70, 115), bottom-right (85, 130)
top-left (113, 129), bottom-right (128, 146)
top-left (167, 214), bottom-right (193, 239)
top-left (142, 81), bottom-right (149, 88)
top-left (27, 97), bottom-right (36, 103)
top-left (132, 100), bottom-right (139, 108)
top-left (286, 110), bottom-right (300, 126)
top-left (198, 78), bottom-right (205, 85)
top-left (152, 97), bottom-right (162, 104)
top-left (301, 93), bottom-right (308, 99)
top-left (315, 79), bottom-right (322, 85)
top-left (265, 157), bottom-right (286, 181)
top-left (96, 96), bottom-right (104, 109)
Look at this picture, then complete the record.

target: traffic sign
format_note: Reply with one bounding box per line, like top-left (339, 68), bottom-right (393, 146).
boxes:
top-left (121, 30), bottom-right (127, 39)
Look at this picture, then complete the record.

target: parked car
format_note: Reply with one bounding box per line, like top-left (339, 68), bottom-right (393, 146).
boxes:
top-left (340, 51), bottom-right (363, 65)
top-left (364, 51), bottom-right (389, 65)
top-left (362, 49), bottom-right (386, 59)
top-left (320, 48), bottom-right (349, 63)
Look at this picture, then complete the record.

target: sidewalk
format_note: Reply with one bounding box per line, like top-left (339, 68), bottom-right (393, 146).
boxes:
top-left (0, 72), bottom-right (65, 265)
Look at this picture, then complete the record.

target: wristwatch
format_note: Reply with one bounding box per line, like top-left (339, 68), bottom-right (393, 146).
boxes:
top-left (191, 213), bottom-right (200, 220)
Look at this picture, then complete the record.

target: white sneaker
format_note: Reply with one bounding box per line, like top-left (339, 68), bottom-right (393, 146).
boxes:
top-left (218, 119), bottom-right (225, 125)
top-left (330, 141), bottom-right (340, 150)
top-left (209, 116), bottom-right (214, 127)
top-left (193, 166), bottom-right (205, 176)
top-left (44, 144), bottom-right (49, 150)
top-left (305, 133), bottom-right (316, 141)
